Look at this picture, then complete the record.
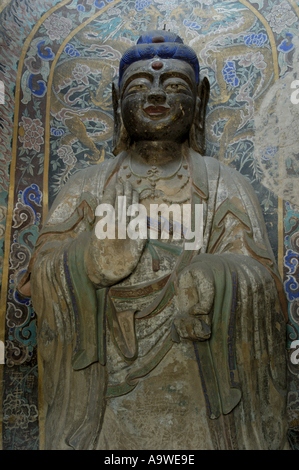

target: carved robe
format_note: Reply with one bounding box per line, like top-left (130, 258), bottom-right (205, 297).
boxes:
top-left (22, 151), bottom-right (288, 450)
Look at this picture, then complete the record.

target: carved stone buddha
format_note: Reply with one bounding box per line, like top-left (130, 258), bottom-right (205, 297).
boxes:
top-left (19, 30), bottom-right (288, 450)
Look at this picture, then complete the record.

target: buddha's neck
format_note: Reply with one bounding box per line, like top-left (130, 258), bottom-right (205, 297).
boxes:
top-left (130, 140), bottom-right (186, 166)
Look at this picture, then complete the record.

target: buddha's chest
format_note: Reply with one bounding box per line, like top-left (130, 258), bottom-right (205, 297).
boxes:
top-left (118, 156), bottom-right (192, 206)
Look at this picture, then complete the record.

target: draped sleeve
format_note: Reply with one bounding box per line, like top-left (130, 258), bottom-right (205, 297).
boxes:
top-left (188, 156), bottom-right (287, 448)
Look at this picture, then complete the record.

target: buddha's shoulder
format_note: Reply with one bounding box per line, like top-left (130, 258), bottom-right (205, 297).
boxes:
top-left (189, 151), bottom-right (238, 178)
top-left (70, 158), bottom-right (116, 183)
top-left (201, 155), bottom-right (258, 205)
top-left (60, 156), bottom-right (122, 193)
top-left (46, 157), bottom-right (121, 223)
top-left (202, 156), bottom-right (251, 184)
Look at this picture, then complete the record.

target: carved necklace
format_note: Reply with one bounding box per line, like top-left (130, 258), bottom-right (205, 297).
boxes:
top-left (129, 154), bottom-right (183, 180)
top-left (128, 155), bottom-right (186, 199)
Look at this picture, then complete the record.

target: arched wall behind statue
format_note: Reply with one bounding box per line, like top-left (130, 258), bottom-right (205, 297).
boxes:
top-left (0, 0), bottom-right (299, 449)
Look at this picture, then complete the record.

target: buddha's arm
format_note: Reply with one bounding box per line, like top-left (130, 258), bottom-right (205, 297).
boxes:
top-left (18, 171), bottom-right (146, 373)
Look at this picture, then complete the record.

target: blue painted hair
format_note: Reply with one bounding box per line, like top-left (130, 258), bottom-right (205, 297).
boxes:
top-left (118, 30), bottom-right (200, 86)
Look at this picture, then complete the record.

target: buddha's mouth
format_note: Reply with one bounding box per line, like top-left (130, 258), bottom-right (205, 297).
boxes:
top-left (143, 105), bottom-right (170, 117)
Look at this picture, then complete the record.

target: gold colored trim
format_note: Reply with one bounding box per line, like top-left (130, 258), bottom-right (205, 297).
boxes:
top-left (0, 0), bottom-right (73, 451)
top-left (288, 0), bottom-right (299, 18)
top-left (278, 197), bottom-right (284, 280)
top-left (239, 0), bottom-right (284, 278)
top-left (0, 0), bottom-right (13, 14)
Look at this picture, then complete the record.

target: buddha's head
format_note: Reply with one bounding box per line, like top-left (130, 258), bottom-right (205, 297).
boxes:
top-left (112, 30), bottom-right (210, 155)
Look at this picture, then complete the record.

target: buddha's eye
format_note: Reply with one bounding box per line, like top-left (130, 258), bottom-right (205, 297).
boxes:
top-left (164, 82), bottom-right (190, 93)
top-left (126, 83), bottom-right (149, 94)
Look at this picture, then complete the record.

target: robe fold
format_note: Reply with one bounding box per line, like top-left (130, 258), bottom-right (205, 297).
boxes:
top-left (22, 151), bottom-right (288, 450)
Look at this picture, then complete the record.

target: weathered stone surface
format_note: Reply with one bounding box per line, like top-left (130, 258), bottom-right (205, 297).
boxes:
top-left (19, 30), bottom-right (288, 450)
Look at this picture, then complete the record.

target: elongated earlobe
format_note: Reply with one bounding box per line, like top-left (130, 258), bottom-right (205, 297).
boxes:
top-left (112, 80), bottom-right (130, 155)
top-left (189, 76), bottom-right (210, 156)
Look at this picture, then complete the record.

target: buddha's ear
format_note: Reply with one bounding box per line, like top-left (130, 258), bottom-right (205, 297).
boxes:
top-left (112, 79), bottom-right (130, 156)
top-left (189, 76), bottom-right (210, 156)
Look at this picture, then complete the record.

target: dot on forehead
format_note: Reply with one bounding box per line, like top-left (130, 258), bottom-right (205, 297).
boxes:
top-left (151, 61), bottom-right (164, 71)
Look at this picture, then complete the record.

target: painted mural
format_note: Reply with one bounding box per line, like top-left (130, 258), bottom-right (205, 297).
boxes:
top-left (0, 0), bottom-right (299, 450)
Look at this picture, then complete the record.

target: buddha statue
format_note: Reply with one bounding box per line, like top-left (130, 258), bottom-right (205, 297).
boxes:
top-left (18, 30), bottom-right (289, 450)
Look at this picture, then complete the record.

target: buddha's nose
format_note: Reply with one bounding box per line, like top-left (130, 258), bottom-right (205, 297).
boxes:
top-left (147, 87), bottom-right (166, 104)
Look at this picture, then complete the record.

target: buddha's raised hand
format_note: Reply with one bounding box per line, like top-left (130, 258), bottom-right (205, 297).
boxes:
top-left (84, 174), bottom-right (146, 287)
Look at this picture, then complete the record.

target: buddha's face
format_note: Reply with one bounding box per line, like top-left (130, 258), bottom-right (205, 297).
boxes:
top-left (120, 58), bottom-right (198, 143)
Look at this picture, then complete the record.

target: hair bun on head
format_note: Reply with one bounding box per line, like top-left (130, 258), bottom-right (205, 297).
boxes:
top-left (118, 30), bottom-right (200, 86)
